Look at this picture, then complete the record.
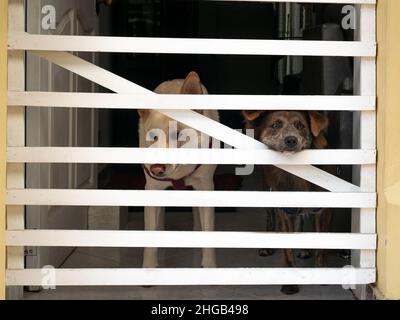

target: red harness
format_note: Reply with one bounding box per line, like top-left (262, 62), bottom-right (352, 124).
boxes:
top-left (143, 139), bottom-right (213, 190)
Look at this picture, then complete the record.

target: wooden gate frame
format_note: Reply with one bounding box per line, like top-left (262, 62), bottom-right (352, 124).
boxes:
top-left (0, 0), bottom-right (390, 300)
top-left (0, 0), bottom-right (8, 302)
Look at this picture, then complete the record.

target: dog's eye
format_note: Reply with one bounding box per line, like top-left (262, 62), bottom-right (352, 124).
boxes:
top-left (294, 121), bottom-right (305, 130)
top-left (271, 121), bottom-right (283, 129)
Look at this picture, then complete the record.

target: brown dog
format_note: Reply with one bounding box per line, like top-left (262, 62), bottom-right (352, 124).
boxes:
top-left (243, 110), bottom-right (332, 295)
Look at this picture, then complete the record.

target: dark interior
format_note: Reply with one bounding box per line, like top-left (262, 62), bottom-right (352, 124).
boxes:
top-left (95, 0), bottom-right (355, 240)
top-left (101, 1), bottom-right (353, 147)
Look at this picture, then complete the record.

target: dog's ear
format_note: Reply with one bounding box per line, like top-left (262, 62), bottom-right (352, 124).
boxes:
top-left (308, 111), bottom-right (329, 137)
top-left (242, 111), bottom-right (265, 122)
top-left (308, 111), bottom-right (329, 149)
top-left (181, 71), bottom-right (203, 95)
top-left (138, 109), bottom-right (150, 119)
top-left (313, 134), bottom-right (328, 149)
top-left (182, 72), bottom-right (205, 114)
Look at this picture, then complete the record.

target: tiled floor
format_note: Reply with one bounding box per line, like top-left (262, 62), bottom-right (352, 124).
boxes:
top-left (23, 284), bottom-right (354, 300)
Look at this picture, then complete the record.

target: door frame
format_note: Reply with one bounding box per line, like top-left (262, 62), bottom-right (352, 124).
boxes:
top-left (25, 0), bottom-right (98, 272)
top-left (0, 0), bottom-right (8, 301)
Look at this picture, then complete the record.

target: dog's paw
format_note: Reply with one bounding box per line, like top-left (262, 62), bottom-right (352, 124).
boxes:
top-left (281, 285), bottom-right (300, 295)
top-left (258, 249), bottom-right (274, 257)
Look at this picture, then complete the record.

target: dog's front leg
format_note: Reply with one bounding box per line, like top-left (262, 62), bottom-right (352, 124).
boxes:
top-left (294, 215), bottom-right (311, 260)
top-left (198, 206), bottom-right (216, 268)
top-left (315, 210), bottom-right (332, 267)
top-left (143, 206), bottom-right (162, 268)
top-left (191, 174), bottom-right (217, 268)
top-left (278, 211), bottom-right (299, 295)
top-left (278, 211), bottom-right (296, 268)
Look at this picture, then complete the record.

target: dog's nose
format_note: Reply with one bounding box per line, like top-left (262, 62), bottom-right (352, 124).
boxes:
top-left (284, 136), bottom-right (298, 149)
top-left (150, 164), bottom-right (166, 176)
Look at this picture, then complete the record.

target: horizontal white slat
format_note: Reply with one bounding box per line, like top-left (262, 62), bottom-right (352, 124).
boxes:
top-left (9, 34), bottom-right (376, 57)
top-left (6, 268), bottom-right (376, 286)
top-left (7, 148), bottom-right (376, 165)
top-left (30, 51), bottom-right (361, 193)
top-left (6, 189), bottom-right (376, 208)
top-left (6, 230), bottom-right (376, 250)
top-left (8, 92), bottom-right (376, 111)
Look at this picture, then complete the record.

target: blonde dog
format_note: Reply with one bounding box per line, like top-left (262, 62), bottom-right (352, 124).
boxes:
top-left (138, 72), bottom-right (219, 268)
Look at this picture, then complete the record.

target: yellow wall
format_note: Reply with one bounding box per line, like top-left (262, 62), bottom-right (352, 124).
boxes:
top-left (0, 0), bottom-right (8, 301)
top-left (377, 0), bottom-right (400, 300)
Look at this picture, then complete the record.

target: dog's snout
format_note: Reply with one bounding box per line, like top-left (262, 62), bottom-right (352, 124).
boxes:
top-left (150, 164), bottom-right (166, 176)
top-left (284, 136), bottom-right (298, 149)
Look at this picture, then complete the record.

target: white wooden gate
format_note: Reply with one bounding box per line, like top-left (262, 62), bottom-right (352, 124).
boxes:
top-left (5, 0), bottom-right (377, 289)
